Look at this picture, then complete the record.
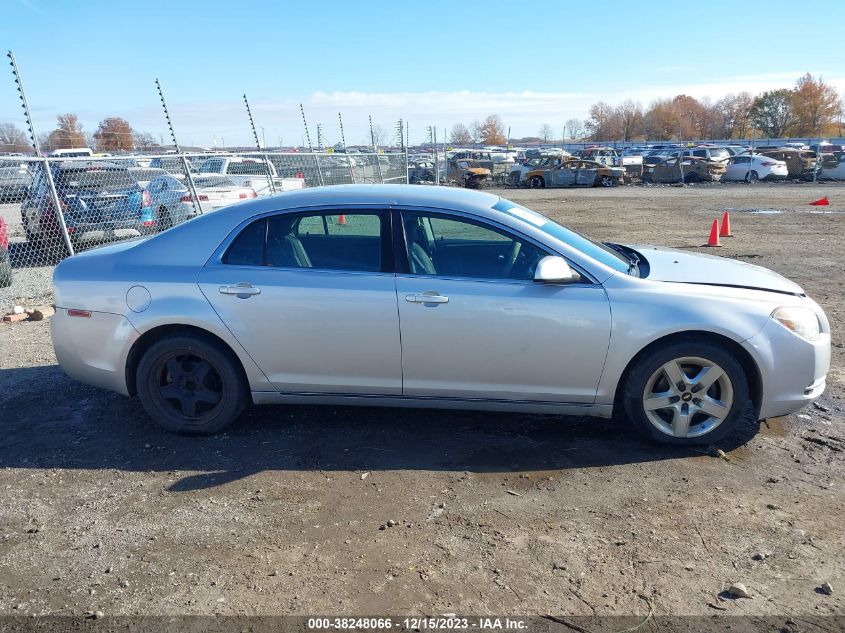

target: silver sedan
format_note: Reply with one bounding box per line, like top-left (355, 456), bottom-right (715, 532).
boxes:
top-left (52, 185), bottom-right (831, 445)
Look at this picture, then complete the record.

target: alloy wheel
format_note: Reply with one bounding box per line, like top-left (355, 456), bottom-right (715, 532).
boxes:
top-left (641, 356), bottom-right (733, 438)
top-left (157, 352), bottom-right (223, 419)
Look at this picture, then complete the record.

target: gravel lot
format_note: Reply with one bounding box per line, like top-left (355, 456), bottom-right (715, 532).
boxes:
top-left (1, 183), bottom-right (843, 620)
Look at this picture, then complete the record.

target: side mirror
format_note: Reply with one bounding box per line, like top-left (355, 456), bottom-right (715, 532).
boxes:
top-left (534, 256), bottom-right (579, 283)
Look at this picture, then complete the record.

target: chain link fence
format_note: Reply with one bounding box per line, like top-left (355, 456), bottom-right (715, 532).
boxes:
top-left (0, 150), bottom-right (408, 311)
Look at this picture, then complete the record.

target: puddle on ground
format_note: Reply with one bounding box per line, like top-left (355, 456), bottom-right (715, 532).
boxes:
top-left (732, 208), bottom-right (845, 215)
top-left (759, 416), bottom-right (789, 437)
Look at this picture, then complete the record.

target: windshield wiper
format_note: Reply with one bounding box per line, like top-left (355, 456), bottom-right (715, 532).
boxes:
top-left (604, 242), bottom-right (640, 276)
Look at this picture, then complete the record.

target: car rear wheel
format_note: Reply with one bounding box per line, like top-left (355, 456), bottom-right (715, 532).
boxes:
top-left (136, 334), bottom-right (248, 435)
top-left (158, 206), bottom-right (172, 231)
top-left (529, 175), bottom-right (545, 188)
top-left (745, 170), bottom-right (759, 183)
top-left (622, 339), bottom-right (749, 446)
top-left (0, 252), bottom-right (12, 288)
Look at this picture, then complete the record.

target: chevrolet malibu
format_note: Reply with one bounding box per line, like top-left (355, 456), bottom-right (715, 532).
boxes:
top-left (52, 185), bottom-right (830, 445)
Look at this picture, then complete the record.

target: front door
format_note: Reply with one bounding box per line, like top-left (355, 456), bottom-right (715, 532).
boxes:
top-left (396, 211), bottom-right (612, 403)
top-left (198, 209), bottom-right (402, 395)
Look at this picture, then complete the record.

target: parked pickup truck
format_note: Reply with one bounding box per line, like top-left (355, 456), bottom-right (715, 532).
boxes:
top-left (197, 157), bottom-right (304, 195)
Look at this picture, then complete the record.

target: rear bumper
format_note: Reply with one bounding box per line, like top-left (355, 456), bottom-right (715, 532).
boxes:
top-left (742, 318), bottom-right (831, 419)
top-left (52, 308), bottom-right (138, 395)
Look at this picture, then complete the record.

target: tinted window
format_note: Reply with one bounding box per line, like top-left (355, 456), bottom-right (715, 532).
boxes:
top-left (403, 212), bottom-right (546, 281)
top-left (226, 161), bottom-right (269, 175)
top-left (57, 169), bottom-right (136, 191)
top-left (224, 218), bottom-right (266, 266)
top-left (267, 212), bottom-right (382, 272)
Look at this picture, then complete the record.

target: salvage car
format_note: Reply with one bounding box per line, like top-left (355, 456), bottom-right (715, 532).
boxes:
top-left (523, 159), bottom-right (624, 188)
top-left (51, 185), bottom-right (831, 446)
top-left (447, 159), bottom-right (491, 188)
top-left (146, 174), bottom-right (258, 228)
top-left (642, 156), bottom-right (726, 183)
top-left (756, 149), bottom-right (817, 179)
top-left (508, 156), bottom-right (565, 186)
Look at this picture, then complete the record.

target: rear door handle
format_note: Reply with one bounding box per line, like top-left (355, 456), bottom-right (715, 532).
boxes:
top-left (219, 283), bottom-right (261, 296)
top-left (405, 292), bottom-right (449, 304)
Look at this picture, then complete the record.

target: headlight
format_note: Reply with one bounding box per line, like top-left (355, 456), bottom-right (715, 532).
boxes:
top-left (772, 306), bottom-right (821, 341)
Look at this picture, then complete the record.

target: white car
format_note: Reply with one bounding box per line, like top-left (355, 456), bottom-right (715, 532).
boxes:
top-left (198, 156), bottom-right (304, 195)
top-left (723, 155), bottom-right (788, 182)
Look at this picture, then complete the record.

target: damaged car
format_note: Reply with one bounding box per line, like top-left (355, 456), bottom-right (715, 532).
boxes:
top-left (642, 156), bottom-right (726, 184)
top-left (523, 159), bottom-right (624, 188)
top-left (447, 159), bottom-right (491, 189)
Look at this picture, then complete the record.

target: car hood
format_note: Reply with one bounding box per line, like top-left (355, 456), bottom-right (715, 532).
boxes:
top-left (627, 244), bottom-right (803, 295)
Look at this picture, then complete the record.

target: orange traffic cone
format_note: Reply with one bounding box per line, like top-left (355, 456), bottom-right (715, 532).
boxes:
top-left (704, 219), bottom-right (722, 247)
top-left (337, 214), bottom-right (348, 225)
top-left (809, 196), bottom-right (829, 206)
top-left (719, 211), bottom-right (732, 237)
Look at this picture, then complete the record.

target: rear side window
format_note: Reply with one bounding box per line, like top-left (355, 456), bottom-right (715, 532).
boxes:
top-left (224, 218), bottom-right (266, 266)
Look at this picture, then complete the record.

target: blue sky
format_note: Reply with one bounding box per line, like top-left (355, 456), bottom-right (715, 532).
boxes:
top-left (3, 0), bottom-right (845, 147)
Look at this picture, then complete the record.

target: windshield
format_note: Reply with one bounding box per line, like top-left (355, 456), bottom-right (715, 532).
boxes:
top-left (57, 169), bottom-right (136, 191)
top-left (492, 198), bottom-right (630, 274)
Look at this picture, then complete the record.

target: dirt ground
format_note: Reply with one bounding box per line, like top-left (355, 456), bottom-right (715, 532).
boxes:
top-left (0, 182), bottom-right (843, 620)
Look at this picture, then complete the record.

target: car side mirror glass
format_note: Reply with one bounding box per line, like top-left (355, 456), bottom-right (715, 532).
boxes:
top-left (534, 256), bottom-right (579, 283)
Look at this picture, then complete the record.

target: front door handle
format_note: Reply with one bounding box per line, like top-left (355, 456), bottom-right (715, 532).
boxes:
top-left (405, 292), bottom-right (449, 304)
top-left (219, 283), bottom-right (261, 297)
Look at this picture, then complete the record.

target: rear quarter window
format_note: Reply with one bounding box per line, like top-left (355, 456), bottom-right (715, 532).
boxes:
top-left (223, 219), bottom-right (266, 266)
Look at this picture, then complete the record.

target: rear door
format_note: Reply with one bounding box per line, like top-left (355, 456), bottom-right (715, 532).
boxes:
top-left (198, 209), bottom-right (403, 395)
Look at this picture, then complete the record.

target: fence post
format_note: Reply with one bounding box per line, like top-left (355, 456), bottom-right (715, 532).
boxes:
top-left (370, 115), bottom-right (384, 183)
top-left (314, 153), bottom-right (325, 187)
top-left (338, 112), bottom-right (355, 184)
top-left (155, 79), bottom-right (203, 214)
top-left (243, 94), bottom-right (277, 194)
top-left (7, 51), bottom-right (75, 256)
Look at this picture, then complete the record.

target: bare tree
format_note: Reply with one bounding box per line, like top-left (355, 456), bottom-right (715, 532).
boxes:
top-left (132, 131), bottom-right (158, 151)
top-left (449, 123), bottom-right (472, 145)
top-left (467, 120), bottom-right (482, 145)
top-left (370, 124), bottom-right (387, 148)
top-left (538, 123), bottom-right (553, 143)
top-left (565, 118), bottom-right (585, 141)
top-left (0, 123), bottom-right (30, 152)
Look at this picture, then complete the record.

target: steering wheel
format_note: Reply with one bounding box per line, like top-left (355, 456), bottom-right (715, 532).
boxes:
top-left (502, 240), bottom-right (523, 277)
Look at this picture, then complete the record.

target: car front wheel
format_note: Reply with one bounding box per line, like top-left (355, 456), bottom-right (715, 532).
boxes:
top-left (136, 333), bottom-right (248, 435)
top-left (622, 339), bottom-right (749, 445)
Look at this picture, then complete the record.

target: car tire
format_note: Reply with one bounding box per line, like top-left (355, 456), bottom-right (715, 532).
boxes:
top-left (136, 333), bottom-right (248, 435)
top-left (0, 253), bottom-right (12, 288)
top-left (621, 338), bottom-right (750, 446)
top-left (598, 175), bottom-right (616, 187)
top-left (529, 175), bottom-right (545, 188)
top-left (745, 170), bottom-right (759, 183)
top-left (158, 206), bottom-right (172, 231)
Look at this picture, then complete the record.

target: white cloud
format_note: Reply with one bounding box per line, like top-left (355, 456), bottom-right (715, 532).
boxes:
top-left (18, 71), bottom-right (845, 147)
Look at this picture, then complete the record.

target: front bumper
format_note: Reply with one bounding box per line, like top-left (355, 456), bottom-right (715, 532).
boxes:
top-left (52, 308), bottom-right (138, 395)
top-left (742, 316), bottom-right (831, 419)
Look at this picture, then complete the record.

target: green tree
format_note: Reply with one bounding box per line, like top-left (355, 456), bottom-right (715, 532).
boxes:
top-left (750, 90), bottom-right (796, 138)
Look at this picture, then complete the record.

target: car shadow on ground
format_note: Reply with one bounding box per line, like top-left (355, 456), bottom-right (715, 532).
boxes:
top-left (0, 365), bottom-right (760, 492)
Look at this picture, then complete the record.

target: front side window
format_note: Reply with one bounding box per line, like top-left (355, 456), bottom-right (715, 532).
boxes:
top-left (402, 212), bottom-right (546, 281)
top-left (223, 211), bottom-right (383, 273)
